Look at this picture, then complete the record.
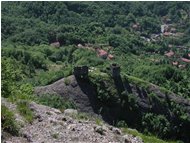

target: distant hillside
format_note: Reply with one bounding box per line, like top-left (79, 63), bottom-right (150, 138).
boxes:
top-left (2, 1), bottom-right (190, 97)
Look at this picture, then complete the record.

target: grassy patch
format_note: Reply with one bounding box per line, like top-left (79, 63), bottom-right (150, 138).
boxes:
top-left (16, 100), bottom-right (34, 123)
top-left (123, 74), bottom-right (150, 89)
top-left (159, 87), bottom-right (172, 95)
top-left (64, 77), bottom-right (71, 85)
top-left (123, 74), bottom-right (173, 96)
top-left (75, 112), bottom-right (89, 120)
top-left (95, 118), bottom-right (103, 126)
top-left (1, 105), bottom-right (19, 136)
top-left (35, 94), bottom-right (76, 112)
top-left (51, 133), bottom-right (59, 139)
top-left (122, 128), bottom-right (177, 143)
top-left (116, 120), bottom-right (128, 128)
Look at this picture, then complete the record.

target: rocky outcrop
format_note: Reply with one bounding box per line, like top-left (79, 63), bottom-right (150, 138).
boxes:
top-left (35, 75), bottom-right (190, 123)
top-left (127, 83), bottom-right (190, 116)
top-left (35, 75), bottom-right (100, 116)
top-left (2, 98), bottom-right (143, 143)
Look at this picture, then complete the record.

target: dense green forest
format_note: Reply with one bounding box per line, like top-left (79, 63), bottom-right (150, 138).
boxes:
top-left (1, 1), bottom-right (190, 143)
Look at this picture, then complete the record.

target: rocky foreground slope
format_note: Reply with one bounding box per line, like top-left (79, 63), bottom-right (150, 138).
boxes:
top-left (2, 97), bottom-right (143, 143)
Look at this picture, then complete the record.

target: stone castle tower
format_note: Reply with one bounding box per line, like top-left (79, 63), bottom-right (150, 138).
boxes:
top-left (73, 66), bottom-right (89, 78)
top-left (110, 63), bottom-right (120, 77)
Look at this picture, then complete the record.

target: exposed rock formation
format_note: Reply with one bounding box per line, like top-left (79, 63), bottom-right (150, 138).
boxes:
top-left (35, 75), bottom-right (190, 119)
top-left (35, 75), bottom-right (100, 116)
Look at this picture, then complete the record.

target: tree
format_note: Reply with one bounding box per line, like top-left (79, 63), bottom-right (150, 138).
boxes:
top-left (1, 58), bottom-right (22, 97)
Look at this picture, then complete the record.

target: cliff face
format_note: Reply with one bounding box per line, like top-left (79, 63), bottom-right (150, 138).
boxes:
top-left (1, 97), bottom-right (143, 143)
top-left (35, 75), bottom-right (99, 115)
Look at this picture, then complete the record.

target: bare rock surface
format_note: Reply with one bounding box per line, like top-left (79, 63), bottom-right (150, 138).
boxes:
top-left (2, 98), bottom-right (143, 143)
top-left (64, 109), bottom-right (78, 116)
top-left (35, 75), bottom-right (100, 116)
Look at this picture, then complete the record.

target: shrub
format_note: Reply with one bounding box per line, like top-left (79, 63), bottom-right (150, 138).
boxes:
top-left (31, 70), bottom-right (65, 86)
top-left (124, 75), bottom-right (149, 89)
top-left (89, 73), bottom-right (118, 104)
top-left (76, 112), bottom-right (89, 120)
top-left (2, 48), bottom-right (47, 70)
top-left (16, 100), bottom-right (34, 123)
top-left (48, 50), bottom-right (65, 62)
top-left (1, 105), bottom-right (19, 135)
top-left (1, 57), bottom-right (23, 98)
top-left (95, 118), bottom-right (103, 126)
top-left (8, 83), bottom-right (34, 103)
top-left (142, 113), bottom-right (171, 138)
top-left (51, 133), bottom-right (59, 139)
top-left (9, 29), bottom-right (48, 46)
top-left (127, 93), bottom-right (139, 110)
top-left (35, 94), bottom-right (76, 112)
top-left (116, 120), bottom-right (128, 128)
top-left (64, 77), bottom-right (71, 85)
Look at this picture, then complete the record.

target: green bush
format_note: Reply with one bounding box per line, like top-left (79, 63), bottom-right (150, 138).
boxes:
top-left (123, 128), bottom-right (177, 143)
top-left (31, 69), bottom-right (66, 86)
top-left (95, 118), bottom-right (103, 126)
top-left (64, 77), bottom-right (71, 85)
top-left (116, 120), bottom-right (128, 128)
top-left (1, 105), bottom-right (19, 135)
top-left (127, 93), bottom-right (139, 110)
top-left (76, 112), bottom-right (89, 120)
top-left (35, 94), bottom-right (76, 112)
top-left (16, 100), bottom-right (34, 123)
top-left (142, 113), bottom-right (171, 138)
top-left (1, 57), bottom-right (23, 98)
top-left (9, 29), bottom-right (48, 46)
top-left (89, 73), bottom-right (118, 104)
top-left (2, 48), bottom-right (47, 70)
top-left (9, 83), bottom-right (34, 103)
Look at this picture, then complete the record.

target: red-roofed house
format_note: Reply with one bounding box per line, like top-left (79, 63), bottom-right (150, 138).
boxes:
top-left (97, 49), bottom-right (108, 59)
top-left (108, 54), bottom-right (114, 60)
top-left (165, 50), bottom-right (174, 57)
top-left (172, 61), bottom-right (178, 66)
top-left (163, 32), bottom-right (170, 36)
top-left (181, 58), bottom-right (190, 63)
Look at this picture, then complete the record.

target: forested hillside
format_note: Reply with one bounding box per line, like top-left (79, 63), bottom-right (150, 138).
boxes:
top-left (1, 2), bottom-right (190, 143)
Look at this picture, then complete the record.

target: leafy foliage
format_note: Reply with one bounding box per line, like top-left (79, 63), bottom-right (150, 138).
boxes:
top-left (1, 105), bottom-right (19, 136)
top-left (89, 72), bottom-right (118, 105)
top-left (1, 57), bottom-right (23, 98)
top-left (16, 100), bottom-right (34, 123)
top-left (35, 94), bottom-right (76, 112)
top-left (142, 113), bottom-right (171, 138)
